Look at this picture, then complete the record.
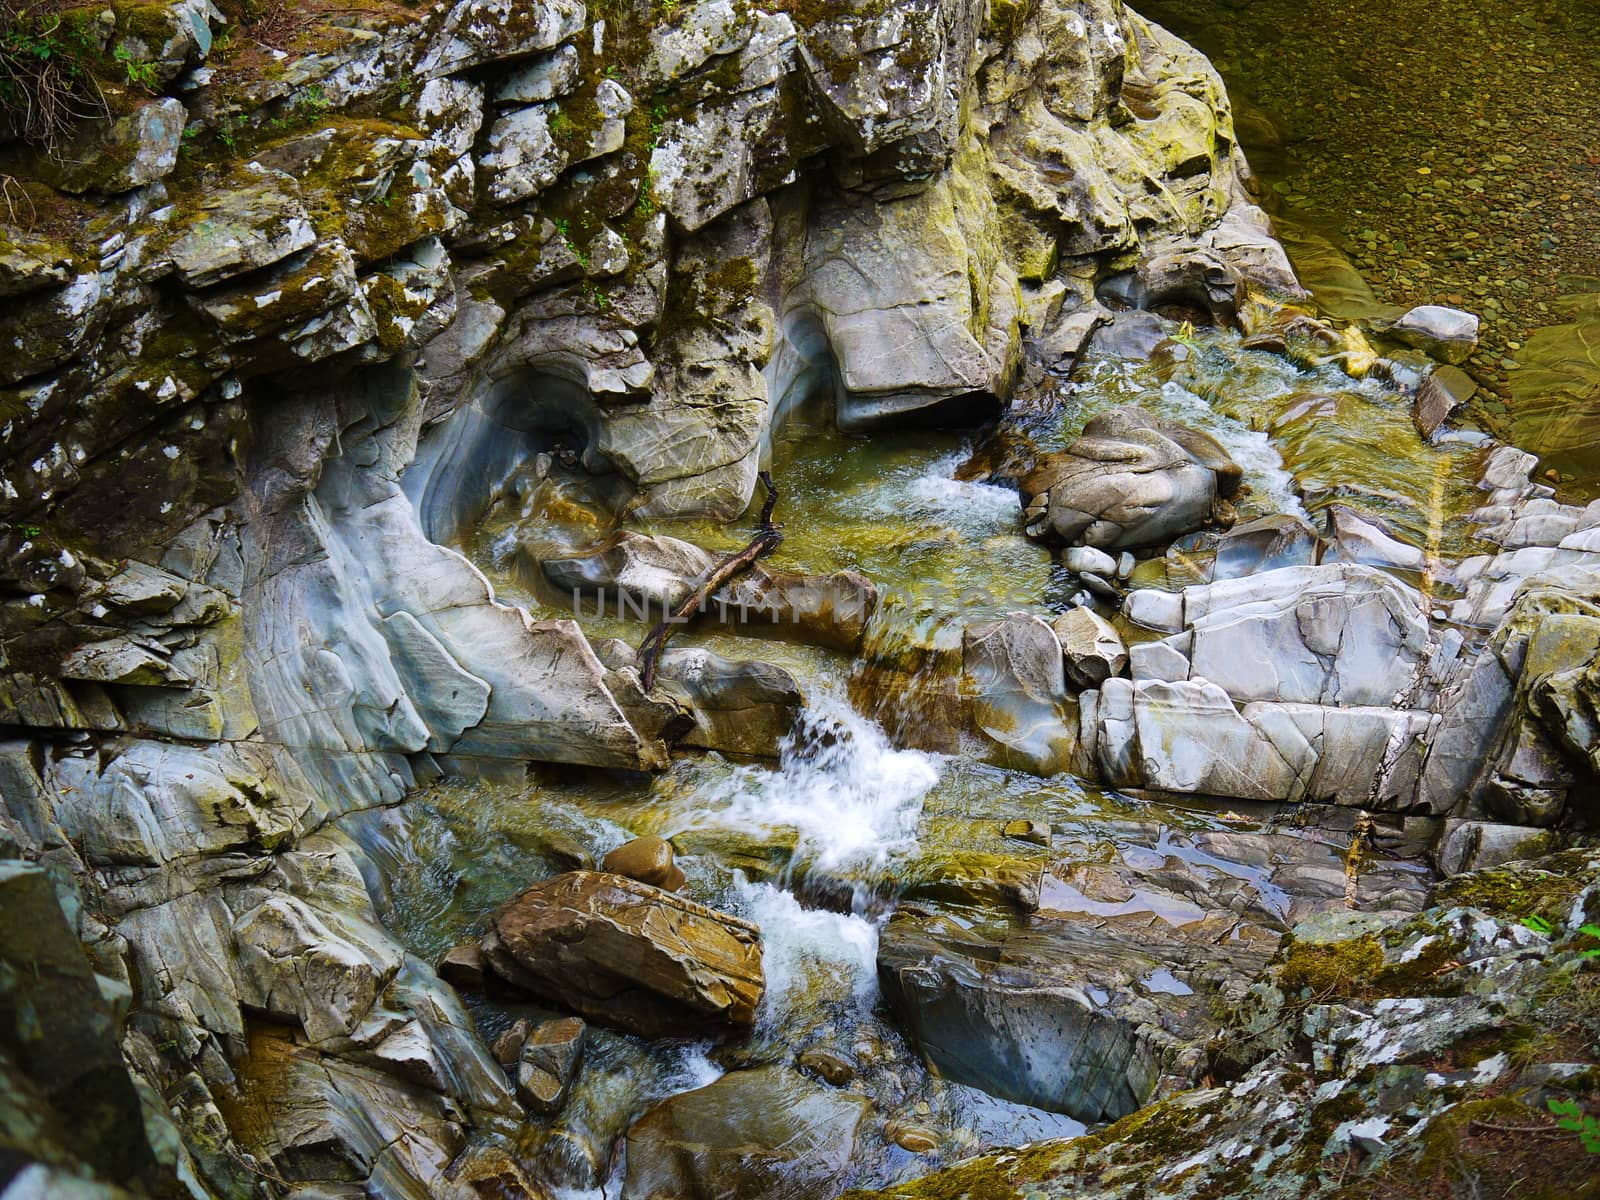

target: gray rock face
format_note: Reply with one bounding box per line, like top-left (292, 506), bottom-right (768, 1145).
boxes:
top-left (482, 871), bottom-right (765, 1038)
top-left (857, 850), bottom-right (1600, 1200)
top-left (622, 1066), bottom-right (870, 1200)
top-left (42, 99), bottom-right (187, 195)
top-left (655, 647), bottom-right (806, 759)
top-left (1021, 407), bottom-right (1241, 550)
top-left (878, 904), bottom-right (1264, 1123)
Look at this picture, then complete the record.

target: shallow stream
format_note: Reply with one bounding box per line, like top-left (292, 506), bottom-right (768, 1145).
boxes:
top-left (332, 315), bottom-right (1490, 1195)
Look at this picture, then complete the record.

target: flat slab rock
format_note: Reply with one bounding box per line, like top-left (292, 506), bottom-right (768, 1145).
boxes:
top-left (482, 870), bottom-right (763, 1038)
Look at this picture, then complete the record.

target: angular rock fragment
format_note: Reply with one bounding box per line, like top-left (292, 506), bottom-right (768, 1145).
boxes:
top-left (517, 1017), bottom-right (586, 1115)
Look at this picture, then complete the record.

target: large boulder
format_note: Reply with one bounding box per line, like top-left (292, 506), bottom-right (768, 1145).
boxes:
top-left (1021, 407), bottom-right (1241, 550)
top-left (621, 1066), bottom-right (870, 1200)
top-left (482, 871), bottom-right (764, 1038)
top-left (877, 905), bottom-right (1248, 1123)
top-left (963, 613), bottom-right (1077, 774)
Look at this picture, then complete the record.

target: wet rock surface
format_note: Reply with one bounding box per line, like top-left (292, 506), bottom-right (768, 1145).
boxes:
top-left (622, 1066), bottom-right (871, 1200)
top-left (849, 849), bottom-right (1600, 1200)
top-left (482, 871), bottom-right (765, 1038)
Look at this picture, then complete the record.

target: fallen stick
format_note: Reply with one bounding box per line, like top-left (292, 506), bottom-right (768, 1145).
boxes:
top-left (637, 471), bottom-right (783, 691)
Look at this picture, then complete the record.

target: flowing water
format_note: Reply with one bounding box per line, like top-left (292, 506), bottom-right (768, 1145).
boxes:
top-left (342, 312), bottom-right (1487, 1194)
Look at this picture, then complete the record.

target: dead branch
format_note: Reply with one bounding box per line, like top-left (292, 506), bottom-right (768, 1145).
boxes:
top-left (637, 471), bottom-right (782, 691)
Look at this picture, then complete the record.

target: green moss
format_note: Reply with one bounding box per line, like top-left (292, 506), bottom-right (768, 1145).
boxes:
top-left (1431, 850), bottom-right (1598, 924)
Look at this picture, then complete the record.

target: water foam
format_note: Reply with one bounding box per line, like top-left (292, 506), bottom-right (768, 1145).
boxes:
top-left (735, 878), bottom-right (881, 1031)
top-left (676, 691), bottom-right (940, 877)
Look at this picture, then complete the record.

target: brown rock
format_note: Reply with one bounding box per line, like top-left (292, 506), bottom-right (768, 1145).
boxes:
top-left (492, 1018), bottom-right (531, 1068)
top-left (436, 943), bottom-right (488, 991)
top-left (601, 835), bottom-right (684, 891)
top-left (1002, 818), bottom-right (1051, 847)
top-left (517, 1017), bottom-right (587, 1115)
top-left (482, 871), bottom-right (764, 1038)
top-left (1413, 364), bottom-right (1477, 441)
top-left (797, 1049), bottom-right (856, 1086)
top-left (887, 1122), bottom-right (941, 1154)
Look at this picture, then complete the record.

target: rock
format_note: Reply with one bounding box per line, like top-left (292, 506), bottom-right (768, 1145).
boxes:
top-left (1128, 639), bottom-right (1190, 683)
top-left (1413, 364), bottom-right (1478, 440)
top-left (41, 98), bottom-right (186, 194)
top-left (1390, 304), bottom-right (1480, 364)
top-left (482, 871), bottom-right (764, 1038)
top-left (164, 169), bottom-right (317, 288)
top-left (1002, 818), bottom-right (1051, 846)
top-left (1434, 821), bottom-right (1564, 876)
top-left (1212, 514), bottom-right (1321, 580)
top-left (1323, 506), bottom-right (1426, 571)
top-left (964, 614), bottom-right (1076, 775)
top-left (0, 861), bottom-right (164, 1189)
top-left (796, 1049), bottom-right (856, 1086)
top-left (1175, 564), bottom-right (1429, 706)
top-left (877, 905), bottom-right (1242, 1122)
top-left (1089, 674), bottom-right (1431, 806)
top-left (887, 1122), bottom-right (940, 1154)
top-left (492, 1019), bottom-right (530, 1068)
top-left (436, 943), bottom-right (487, 991)
top-left (517, 1017), bottom-right (586, 1115)
top-left (1052, 608), bottom-right (1128, 689)
top-left (1021, 407), bottom-right (1241, 550)
top-left (654, 648), bottom-right (805, 759)
top-left (621, 1067), bottom-right (869, 1200)
top-left (1063, 545), bottom-right (1118, 576)
top-left (543, 532), bottom-right (877, 652)
top-left (601, 835), bottom-right (686, 892)
top-left (1086, 309), bottom-right (1171, 360)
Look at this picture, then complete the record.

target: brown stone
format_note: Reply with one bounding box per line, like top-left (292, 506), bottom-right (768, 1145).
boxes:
top-left (601, 835), bottom-right (683, 890)
top-left (492, 1018), bottom-right (530, 1068)
top-left (1413, 364), bottom-right (1477, 441)
top-left (436, 943), bottom-right (488, 991)
top-left (797, 1049), bottom-right (856, 1086)
top-left (482, 871), bottom-right (764, 1037)
top-left (517, 1017), bottom-right (587, 1115)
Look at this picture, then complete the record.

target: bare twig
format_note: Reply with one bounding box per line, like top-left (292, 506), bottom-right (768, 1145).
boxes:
top-left (636, 471), bottom-right (782, 690)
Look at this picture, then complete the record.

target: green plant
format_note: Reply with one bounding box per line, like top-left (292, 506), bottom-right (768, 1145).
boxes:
top-left (113, 44), bottom-right (160, 91)
top-left (295, 83), bottom-right (327, 117)
top-left (1549, 1098), bottom-right (1600, 1152)
top-left (1523, 914), bottom-right (1557, 935)
top-left (1580, 923), bottom-right (1600, 959)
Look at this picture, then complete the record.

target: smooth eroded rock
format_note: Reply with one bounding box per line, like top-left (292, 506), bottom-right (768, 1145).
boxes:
top-left (1022, 407), bottom-right (1240, 550)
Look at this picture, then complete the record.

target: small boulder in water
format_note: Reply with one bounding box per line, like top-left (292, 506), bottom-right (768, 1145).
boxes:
top-left (517, 1017), bottom-right (587, 1116)
top-left (1021, 406), bottom-right (1241, 551)
top-left (602, 835), bottom-right (686, 892)
top-left (1052, 608), bottom-right (1128, 690)
top-left (797, 1049), bottom-right (857, 1086)
top-left (436, 943), bottom-right (488, 991)
top-left (1390, 304), bottom-right (1480, 365)
top-left (482, 871), bottom-right (764, 1038)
